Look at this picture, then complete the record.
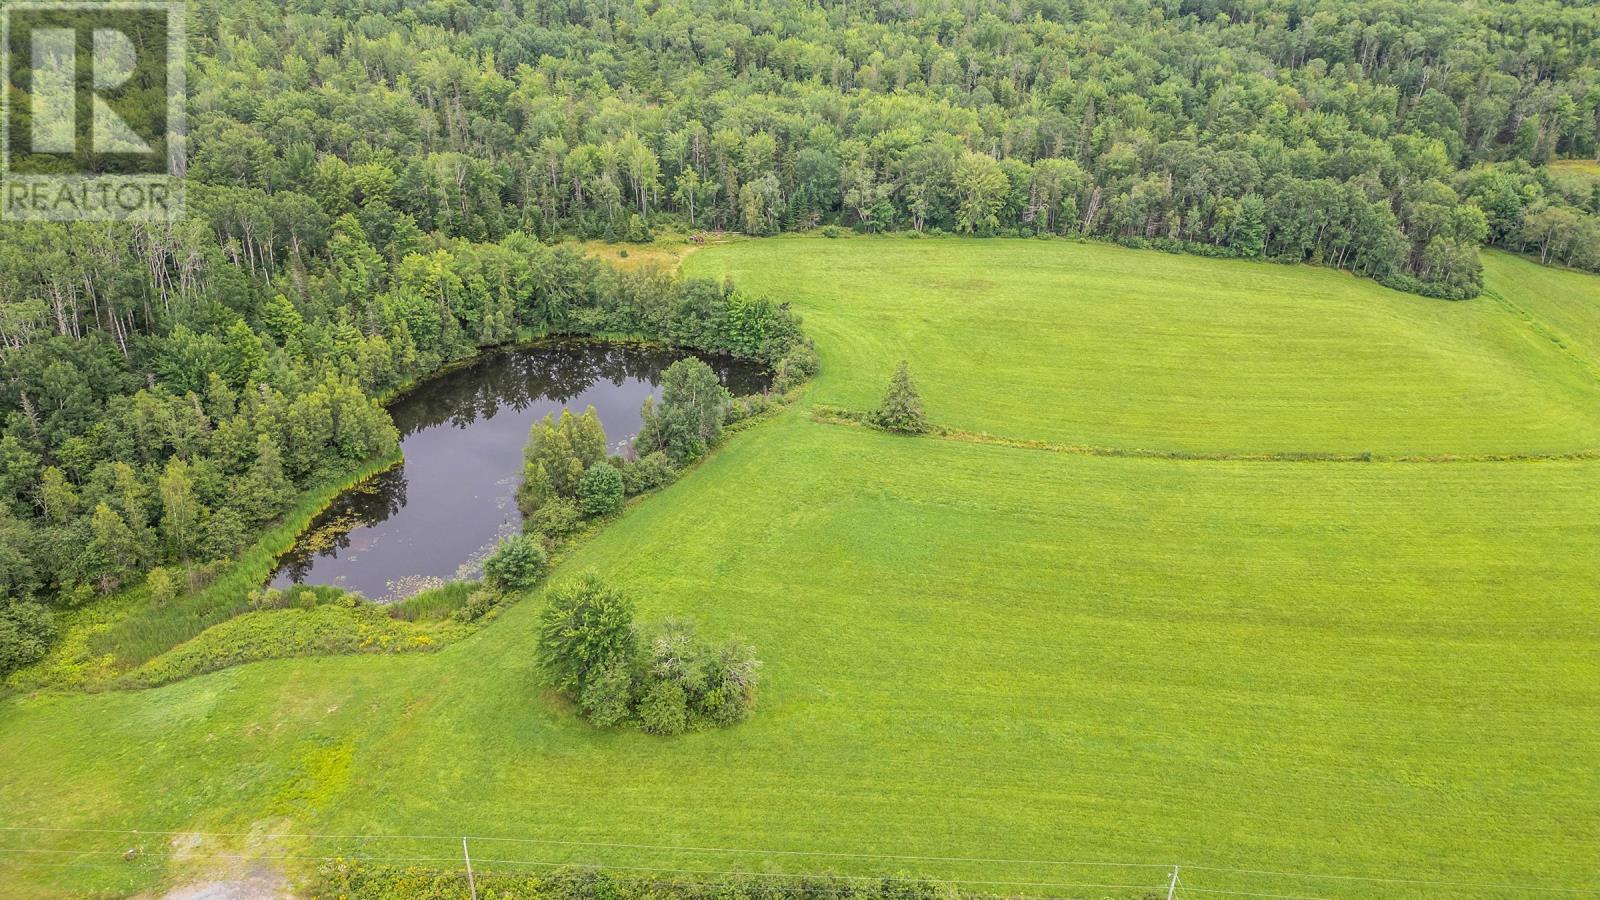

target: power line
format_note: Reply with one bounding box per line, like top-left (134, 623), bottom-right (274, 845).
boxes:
top-left (0, 824), bottom-right (1593, 896)
top-left (0, 824), bottom-right (1169, 871)
top-left (1179, 887), bottom-right (1331, 900)
top-left (1179, 862), bottom-right (1598, 895)
top-left (0, 844), bottom-right (1167, 899)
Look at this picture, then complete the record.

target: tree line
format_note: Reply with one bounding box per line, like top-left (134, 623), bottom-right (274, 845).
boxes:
top-left (166, 0), bottom-right (1600, 297)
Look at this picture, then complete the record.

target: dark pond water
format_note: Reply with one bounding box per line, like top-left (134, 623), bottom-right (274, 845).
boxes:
top-left (270, 341), bottom-right (768, 600)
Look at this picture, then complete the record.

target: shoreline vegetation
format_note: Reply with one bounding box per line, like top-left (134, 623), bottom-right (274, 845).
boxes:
top-left (9, 324), bottom-right (807, 695)
top-left (5, 447), bottom-right (401, 693)
top-left (110, 362), bottom-right (803, 692)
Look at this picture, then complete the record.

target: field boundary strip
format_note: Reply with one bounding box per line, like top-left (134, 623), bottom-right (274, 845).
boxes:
top-left (809, 407), bottom-right (1600, 464)
top-left (0, 824), bottom-right (1594, 897)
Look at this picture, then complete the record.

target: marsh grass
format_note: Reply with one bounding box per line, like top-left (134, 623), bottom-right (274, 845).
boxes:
top-left (387, 581), bottom-right (476, 622)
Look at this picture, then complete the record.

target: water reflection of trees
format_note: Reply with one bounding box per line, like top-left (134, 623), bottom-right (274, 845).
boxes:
top-left (272, 466), bottom-right (408, 582)
top-left (392, 342), bottom-right (768, 437)
top-left (271, 341), bottom-right (768, 588)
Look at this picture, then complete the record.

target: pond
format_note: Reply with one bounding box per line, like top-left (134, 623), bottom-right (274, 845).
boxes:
top-left (269, 341), bottom-right (769, 601)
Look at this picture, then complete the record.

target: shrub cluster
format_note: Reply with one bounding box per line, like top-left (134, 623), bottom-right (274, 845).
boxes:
top-left (577, 463), bottom-right (625, 517)
top-left (482, 533), bottom-right (550, 593)
top-left (536, 574), bottom-right (760, 735)
top-left (515, 407), bottom-right (663, 549)
top-left (772, 345), bottom-right (821, 394)
top-left (516, 408), bottom-right (610, 519)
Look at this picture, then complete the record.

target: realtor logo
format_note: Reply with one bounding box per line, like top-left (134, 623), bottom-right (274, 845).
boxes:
top-left (1, 1), bottom-right (185, 220)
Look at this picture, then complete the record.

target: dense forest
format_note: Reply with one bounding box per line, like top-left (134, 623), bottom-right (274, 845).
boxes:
top-left (168, 0), bottom-right (1600, 295)
top-left (4, 0), bottom-right (1600, 672)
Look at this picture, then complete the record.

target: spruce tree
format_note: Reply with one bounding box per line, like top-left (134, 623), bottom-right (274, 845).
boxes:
top-left (870, 361), bottom-right (930, 434)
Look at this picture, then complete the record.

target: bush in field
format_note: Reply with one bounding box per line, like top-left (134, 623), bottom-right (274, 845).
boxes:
top-left (536, 573), bottom-right (637, 696)
top-left (527, 498), bottom-right (582, 544)
top-left (638, 358), bottom-right (730, 464)
top-left (725, 393), bottom-right (778, 426)
top-left (483, 533), bottom-right (549, 591)
top-left (535, 575), bottom-right (760, 734)
top-left (643, 620), bottom-right (761, 728)
top-left (869, 360), bottom-right (930, 434)
top-left (701, 640), bottom-right (761, 726)
top-left (577, 462), bottom-right (626, 517)
top-left (637, 679), bottom-right (690, 735)
top-left (578, 657), bottom-right (636, 728)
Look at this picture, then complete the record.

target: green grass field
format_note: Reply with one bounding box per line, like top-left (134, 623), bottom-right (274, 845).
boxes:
top-left (0, 238), bottom-right (1595, 898)
top-left (1482, 250), bottom-right (1600, 376)
top-left (694, 237), bottom-right (1600, 456)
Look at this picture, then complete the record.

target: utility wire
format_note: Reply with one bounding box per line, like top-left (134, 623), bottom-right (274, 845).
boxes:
top-left (0, 824), bottom-right (1593, 895)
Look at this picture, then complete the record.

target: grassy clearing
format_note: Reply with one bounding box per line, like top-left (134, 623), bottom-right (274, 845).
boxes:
top-left (569, 234), bottom-right (737, 272)
top-left (1545, 158), bottom-right (1600, 196)
top-left (0, 238), bottom-right (1595, 898)
top-left (686, 236), bottom-right (1600, 456)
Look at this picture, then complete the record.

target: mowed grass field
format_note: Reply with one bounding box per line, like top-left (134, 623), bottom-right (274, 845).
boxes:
top-left (688, 237), bottom-right (1600, 456)
top-left (1482, 249), bottom-right (1600, 376)
top-left (0, 238), bottom-right (1596, 898)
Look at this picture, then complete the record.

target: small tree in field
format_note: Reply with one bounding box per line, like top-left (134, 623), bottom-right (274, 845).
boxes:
top-left (869, 361), bottom-right (929, 434)
top-left (534, 575), bottom-right (764, 734)
top-left (536, 573), bottom-right (637, 695)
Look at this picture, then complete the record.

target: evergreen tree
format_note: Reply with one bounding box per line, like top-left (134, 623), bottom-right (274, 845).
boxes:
top-left (870, 361), bottom-right (930, 435)
top-left (483, 533), bottom-right (549, 591)
top-left (578, 463), bottom-right (626, 518)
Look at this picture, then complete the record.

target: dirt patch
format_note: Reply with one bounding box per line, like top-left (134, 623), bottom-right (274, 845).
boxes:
top-left (161, 864), bottom-right (289, 900)
top-left (153, 820), bottom-right (296, 900)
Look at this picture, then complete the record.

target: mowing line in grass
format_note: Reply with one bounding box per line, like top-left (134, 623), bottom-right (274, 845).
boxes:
top-left (811, 405), bottom-right (1600, 463)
